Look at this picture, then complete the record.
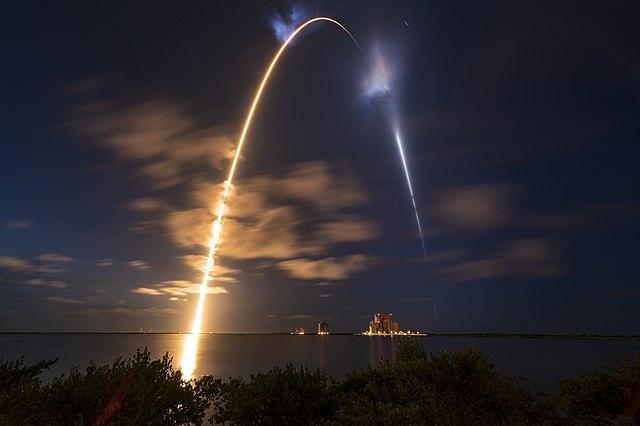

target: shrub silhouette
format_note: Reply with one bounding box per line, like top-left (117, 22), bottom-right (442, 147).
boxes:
top-left (0, 348), bottom-right (218, 425)
top-left (555, 353), bottom-right (640, 424)
top-left (1, 339), bottom-right (638, 425)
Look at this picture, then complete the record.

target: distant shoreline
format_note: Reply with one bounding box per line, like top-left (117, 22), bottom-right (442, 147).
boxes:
top-left (1, 332), bottom-right (638, 340)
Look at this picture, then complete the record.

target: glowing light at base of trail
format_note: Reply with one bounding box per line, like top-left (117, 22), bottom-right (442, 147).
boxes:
top-left (394, 130), bottom-right (426, 255)
top-left (180, 17), bottom-right (361, 381)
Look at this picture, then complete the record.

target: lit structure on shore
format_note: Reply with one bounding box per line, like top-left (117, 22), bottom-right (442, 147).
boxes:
top-left (368, 313), bottom-right (399, 334)
top-left (317, 321), bottom-right (330, 335)
top-left (292, 327), bottom-right (305, 335)
top-left (363, 313), bottom-right (427, 336)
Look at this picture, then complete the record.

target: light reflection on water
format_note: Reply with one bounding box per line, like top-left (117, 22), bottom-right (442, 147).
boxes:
top-left (0, 333), bottom-right (638, 391)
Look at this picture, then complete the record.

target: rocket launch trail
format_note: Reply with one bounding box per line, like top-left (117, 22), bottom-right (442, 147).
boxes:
top-left (394, 130), bottom-right (427, 256)
top-left (363, 42), bottom-right (427, 257)
top-left (181, 17), bottom-right (362, 380)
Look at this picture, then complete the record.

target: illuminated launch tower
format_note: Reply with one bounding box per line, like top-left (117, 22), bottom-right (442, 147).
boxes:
top-left (368, 313), bottom-right (399, 334)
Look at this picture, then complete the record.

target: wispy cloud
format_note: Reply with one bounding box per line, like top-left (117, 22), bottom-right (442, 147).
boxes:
top-left (1, 219), bottom-right (32, 231)
top-left (127, 260), bottom-right (150, 271)
top-left (436, 184), bottom-right (512, 231)
top-left (132, 280), bottom-right (228, 298)
top-left (177, 254), bottom-right (239, 283)
top-left (70, 306), bottom-right (178, 317)
top-left (436, 238), bottom-right (561, 282)
top-left (72, 95), bottom-right (381, 284)
top-left (159, 160), bottom-right (379, 280)
top-left (277, 254), bottom-right (371, 280)
top-left (96, 258), bottom-right (114, 267)
top-left (0, 256), bottom-right (32, 271)
top-left (0, 253), bottom-right (73, 274)
top-left (127, 197), bottom-right (169, 212)
top-left (25, 279), bottom-right (67, 289)
top-left (35, 253), bottom-right (74, 263)
top-left (70, 99), bottom-right (234, 190)
top-left (44, 296), bottom-right (83, 305)
top-left (267, 313), bottom-right (316, 321)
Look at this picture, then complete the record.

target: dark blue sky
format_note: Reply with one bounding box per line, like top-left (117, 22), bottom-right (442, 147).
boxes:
top-left (1, 1), bottom-right (639, 333)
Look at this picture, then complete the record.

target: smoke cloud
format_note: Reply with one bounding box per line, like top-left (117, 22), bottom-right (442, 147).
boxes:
top-left (269, 4), bottom-right (309, 43)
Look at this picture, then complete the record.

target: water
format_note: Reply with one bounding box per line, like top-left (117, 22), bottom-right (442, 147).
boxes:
top-left (0, 333), bottom-right (638, 392)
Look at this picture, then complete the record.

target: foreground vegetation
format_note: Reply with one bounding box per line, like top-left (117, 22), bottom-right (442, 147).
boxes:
top-left (1, 340), bottom-right (638, 425)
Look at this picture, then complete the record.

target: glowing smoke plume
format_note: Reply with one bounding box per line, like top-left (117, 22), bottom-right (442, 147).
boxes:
top-left (363, 43), bottom-right (396, 99)
top-left (180, 17), bottom-right (362, 381)
top-left (270, 4), bottom-right (309, 43)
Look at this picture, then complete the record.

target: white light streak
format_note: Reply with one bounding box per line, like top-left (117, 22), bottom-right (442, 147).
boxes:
top-left (394, 131), bottom-right (426, 255)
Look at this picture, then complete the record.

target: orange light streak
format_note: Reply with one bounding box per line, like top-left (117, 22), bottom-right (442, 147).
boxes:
top-left (180, 17), bottom-right (361, 380)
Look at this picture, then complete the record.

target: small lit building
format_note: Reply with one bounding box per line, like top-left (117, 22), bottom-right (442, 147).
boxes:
top-left (292, 327), bottom-right (305, 335)
top-left (317, 321), bottom-right (330, 335)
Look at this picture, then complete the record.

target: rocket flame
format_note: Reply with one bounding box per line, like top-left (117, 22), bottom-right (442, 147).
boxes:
top-left (180, 17), bottom-right (362, 381)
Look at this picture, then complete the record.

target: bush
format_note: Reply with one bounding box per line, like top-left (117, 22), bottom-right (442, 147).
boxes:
top-left (0, 356), bottom-right (57, 425)
top-left (210, 365), bottom-right (336, 425)
top-left (0, 348), bottom-right (219, 425)
top-left (2, 340), bottom-right (638, 424)
top-left (555, 353), bottom-right (640, 424)
top-left (334, 338), bottom-right (552, 425)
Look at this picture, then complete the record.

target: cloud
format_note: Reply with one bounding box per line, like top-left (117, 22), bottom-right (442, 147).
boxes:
top-left (128, 197), bottom-right (169, 212)
top-left (277, 254), bottom-right (370, 280)
top-left (96, 258), bottom-right (114, 267)
top-left (71, 306), bottom-right (179, 317)
top-left (529, 203), bottom-right (640, 231)
top-left (2, 219), bottom-right (32, 231)
top-left (315, 216), bottom-right (380, 244)
top-left (35, 253), bottom-right (74, 263)
top-left (313, 282), bottom-right (338, 287)
top-left (252, 161), bottom-right (369, 211)
top-left (70, 100), bottom-right (235, 189)
top-left (177, 254), bottom-right (239, 282)
top-left (437, 238), bottom-right (561, 282)
top-left (164, 208), bottom-right (211, 249)
top-left (25, 279), bottom-right (68, 289)
top-left (0, 256), bottom-right (31, 271)
top-left (132, 287), bottom-right (162, 296)
top-left (0, 254), bottom-right (72, 274)
top-left (133, 280), bottom-right (228, 298)
top-left (267, 313), bottom-right (316, 320)
top-left (160, 161), bottom-right (377, 278)
top-left (127, 260), bottom-right (150, 271)
top-left (70, 95), bottom-right (379, 282)
top-left (44, 296), bottom-right (83, 305)
top-left (221, 207), bottom-right (317, 259)
top-left (436, 184), bottom-right (512, 231)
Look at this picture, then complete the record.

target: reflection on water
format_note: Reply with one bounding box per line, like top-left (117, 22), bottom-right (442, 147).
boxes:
top-left (180, 332), bottom-right (200, 381)
top-left (0, 333), bottom-right (638, 391)
top-left (368, 335), bottom-right (397, 366)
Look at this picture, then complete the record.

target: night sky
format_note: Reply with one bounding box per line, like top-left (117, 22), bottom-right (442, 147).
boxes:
top-left (2, 1), bottom-right (639, 333)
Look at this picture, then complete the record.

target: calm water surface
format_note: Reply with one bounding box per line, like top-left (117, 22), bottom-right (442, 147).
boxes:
top-left (1, 334), bottom-right (638, 392)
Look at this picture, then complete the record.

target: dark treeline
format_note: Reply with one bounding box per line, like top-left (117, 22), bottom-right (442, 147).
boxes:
top-left (1, 340), bottom-right (638, 425)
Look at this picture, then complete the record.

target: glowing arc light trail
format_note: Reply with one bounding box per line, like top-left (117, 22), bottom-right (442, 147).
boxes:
top-left (181, 17), bottom-right (363, 380)
top-left (394, 130), bottom-right (426, 256)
